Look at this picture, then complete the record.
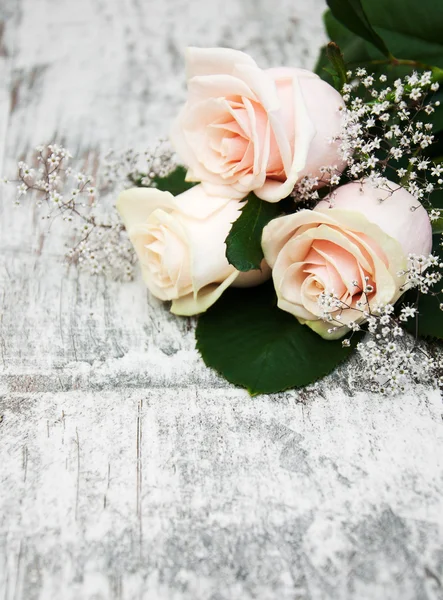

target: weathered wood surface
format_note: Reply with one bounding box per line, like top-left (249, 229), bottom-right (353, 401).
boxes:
top-left (0, 1), bottom-right (442, 599)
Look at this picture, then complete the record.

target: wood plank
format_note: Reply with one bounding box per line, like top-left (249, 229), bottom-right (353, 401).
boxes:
top-left (1, 388), bottom-right (442, 599)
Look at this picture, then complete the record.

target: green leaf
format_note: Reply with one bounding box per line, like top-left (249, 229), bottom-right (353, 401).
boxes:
top-left (325, 42), bottom-right (348, 90)
top-left (225, 193), bottom-right (281, 272)
top-left (315, 46), bottom-right (335, 85)
top-left (427, 186), bottom-right (443, 210)
top-left (130, 165), bottom-right (197, 196)
top-left (196, 283), bottom-right (360, 395)
top-left (363, 0), bottom-right (443, 69)
top-left (403, 235), bottom-right (443, 340)
top-left (152, 166), bottom-right (197, 195)
top-left (431, 217), bottom-right (443, 235)
top-left (324, 9), bottom-right (375, 63)
top-left (327, 0), bottom-right (391, 57)
top-left (315, 11), bottom-right (386, 85)
top-left (322, 0), bottom-right (443, 70)
top-left (317, 3), bottom-right (443, 88)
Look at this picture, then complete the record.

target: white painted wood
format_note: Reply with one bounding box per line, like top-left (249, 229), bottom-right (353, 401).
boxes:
top-left (0, 1), bottom-right (442, 599)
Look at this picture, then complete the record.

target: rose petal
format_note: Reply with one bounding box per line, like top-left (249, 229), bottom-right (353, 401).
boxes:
top-left (185, 47), bottom-right (257, 79)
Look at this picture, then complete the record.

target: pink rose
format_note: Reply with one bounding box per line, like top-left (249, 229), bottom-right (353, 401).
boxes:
top-left (262, 180), bottom-right (433, 338)
top-left (117, 184), bottom-right (270, 315)
top-left (171, 47), bottom-right (346, 203)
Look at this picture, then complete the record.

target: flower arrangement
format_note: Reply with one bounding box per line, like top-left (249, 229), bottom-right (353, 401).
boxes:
top-left (5, 0), bottom-right (443, 396)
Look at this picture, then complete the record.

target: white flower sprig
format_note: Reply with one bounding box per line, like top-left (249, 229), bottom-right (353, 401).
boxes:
top-left (339, 69), bottom-right (442, 203)
top-left (316, 245), bottom-right (443, 394)
top-left (2, 142), bottom-right (182, 279)
top-left (399, 252), bottom-right (443, 293)
top-left (102, 139), bottom-right (178, 190)
top-left (290, 70), bottom-right (443, 395)
top-left (2, 144), bottom-right (136, 279)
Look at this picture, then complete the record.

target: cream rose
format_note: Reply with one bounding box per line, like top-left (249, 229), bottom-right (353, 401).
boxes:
top-left (262, 180), bottom-right (433, 339)
top-left (116, 184), bottom-right (269, 315)
top-left (171, 47), bottom-right (346, 203)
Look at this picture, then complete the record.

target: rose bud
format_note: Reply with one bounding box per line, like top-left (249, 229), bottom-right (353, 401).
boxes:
top-left (117, 184), bottom-right (270, 315)
top-left (262, 179), bottom-right (433, 339)
top-left (171, 47), bottom-right (346, 203)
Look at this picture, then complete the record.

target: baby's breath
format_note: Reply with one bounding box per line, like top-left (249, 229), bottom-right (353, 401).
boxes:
top-left (316, 241), bottom-right (443, 394)
top-left (103, 139), bottom-right (178, 190)
top-left (291, 70), bottom-right (443, 211)
top-left (336, 70), bottom-right (443, 208)
top-left (289, 69), bottom-right (443, 394)
top-left (2, 144), bottom-right (135, 279)
top-left (2, 142), bottom-right (179, 279)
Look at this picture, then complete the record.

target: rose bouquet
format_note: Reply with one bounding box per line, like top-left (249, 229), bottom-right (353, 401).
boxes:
top-left (6, 0), bottom-right (443, 395)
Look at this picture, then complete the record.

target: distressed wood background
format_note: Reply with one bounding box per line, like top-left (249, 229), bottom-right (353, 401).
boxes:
top-left (0, 0), bottom-right (443, 599)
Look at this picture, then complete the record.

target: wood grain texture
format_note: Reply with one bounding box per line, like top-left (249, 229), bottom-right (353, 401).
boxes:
top-left (0, 1), bottom-right (442, 599)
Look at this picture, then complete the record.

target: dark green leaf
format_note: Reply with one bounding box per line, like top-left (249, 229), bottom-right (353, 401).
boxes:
top-left (225, 193), bottom-right (281, 272)
top-left (196, 282), bottom-right (360, 395)
top-left (130, 165), bottom-right (197, 196)
top-left (327, 0), bottom-right (391, 57)
top-left (431, 217), bottom-right (443, 235)
top-left (317, 4), bottom-right (443, 86)
top-left (427, 186), bottom-right (443, 210)
top-left (363, 0), bottom-right (443, 69)
top-left (325, 42), bottom-right (348, 90)
top-left (324, 9), bottom-right (376, 63)
top-left (315, 11), bottom-right (387, 84)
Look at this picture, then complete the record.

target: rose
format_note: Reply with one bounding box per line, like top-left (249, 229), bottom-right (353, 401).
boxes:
top-left (171, 47), bottom-right (346, 203)
top-left (262, 180), bottom-right (433, 338)
top-left (116, 184), bottom-right (270, 315)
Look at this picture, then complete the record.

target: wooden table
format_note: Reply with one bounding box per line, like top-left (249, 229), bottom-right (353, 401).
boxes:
top-left (0, 1), bottom-right (442, 598)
